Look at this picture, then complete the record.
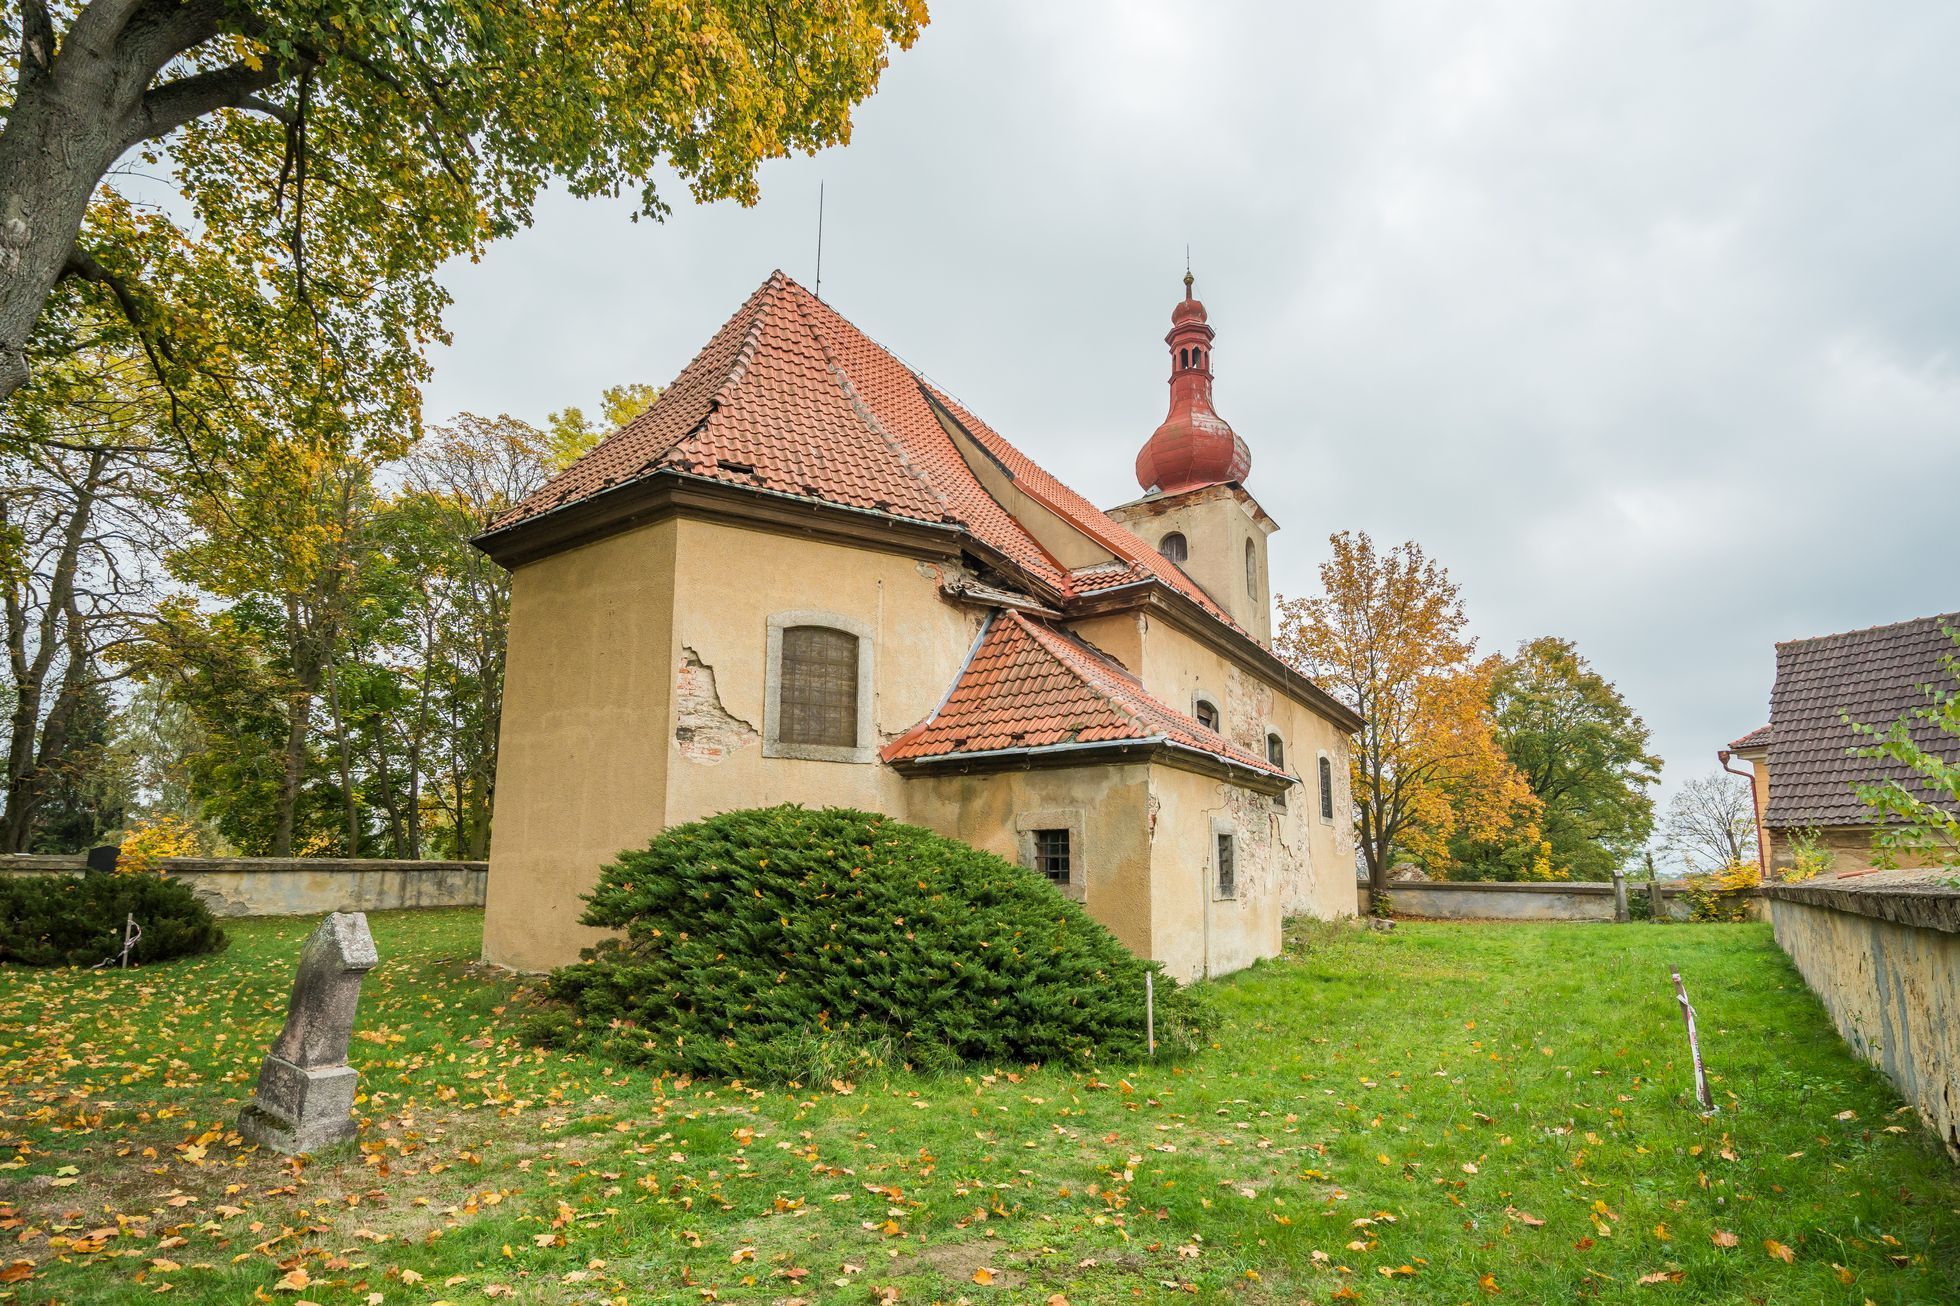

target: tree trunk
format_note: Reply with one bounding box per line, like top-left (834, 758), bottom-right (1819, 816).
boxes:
top-left (0, 76), bottom-right (118, 402)
top-left (0, 0), bottom-right (245, 400)
top-left (326, 661), bottom-right (358, 856)
top-left (0, 451), bottom-right (103, 851)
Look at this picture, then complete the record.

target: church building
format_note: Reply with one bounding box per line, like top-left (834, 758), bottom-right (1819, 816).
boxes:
top-left (474, 271), bottom-right (1362, 978)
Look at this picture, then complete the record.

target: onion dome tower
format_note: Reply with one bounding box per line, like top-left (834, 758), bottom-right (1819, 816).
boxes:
top-left (1134, 271), bottom-right (1252, 495)
top-left (1108, 270), bottom-right (1278, 646)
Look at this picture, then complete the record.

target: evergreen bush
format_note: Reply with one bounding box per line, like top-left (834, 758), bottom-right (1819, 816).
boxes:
top-left (0, 873), bottom-right (228, 967)
top-left (533, 806), bottom-right (1214, 1080)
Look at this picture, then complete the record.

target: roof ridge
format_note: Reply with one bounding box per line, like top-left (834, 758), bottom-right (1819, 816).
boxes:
top-left (1775, 611), bottom-right (1960, 649)
top-left (784, 282), bottom-right (953, 526)
top-left (1001, 611), bottom-right (1160, 739)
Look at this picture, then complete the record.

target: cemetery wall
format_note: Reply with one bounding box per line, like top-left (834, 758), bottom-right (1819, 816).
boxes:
top-left (0, 856), bottom-right (487, 917)
top-left (1764, 874), bottom-right (1960, 1159)
top-left (1353, 879), bottom-right (1726, 922)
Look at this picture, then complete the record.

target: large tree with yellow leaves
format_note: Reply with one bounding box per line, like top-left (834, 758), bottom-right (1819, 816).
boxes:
top-left (1277, 532), bottom-right (1538, 893)
top-left (0, 0), bottom-right (928, 414)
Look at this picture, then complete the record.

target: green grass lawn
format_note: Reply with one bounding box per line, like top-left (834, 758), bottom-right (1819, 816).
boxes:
top-left (1, 911), bottom-right (1954, 1304)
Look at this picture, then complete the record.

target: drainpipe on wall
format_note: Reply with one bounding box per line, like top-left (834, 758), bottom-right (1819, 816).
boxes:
top-left (1718, 749), bottom-right (1770, 881)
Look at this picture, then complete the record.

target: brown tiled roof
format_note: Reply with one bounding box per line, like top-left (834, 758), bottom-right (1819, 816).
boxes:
top-left (1764, 613), bottom-right (1958, 828)
top-left (487, 271), bottom-right (1240, 624)
top-left (1728, 724), bottom-right (1771, 752)
top-left (882, 611), bottom-right (1290, 784)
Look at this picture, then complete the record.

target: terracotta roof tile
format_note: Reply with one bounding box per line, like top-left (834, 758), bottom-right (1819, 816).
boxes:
top-left (884, 611), bottom-right (1290, 782)
top-left (1764, 613), bottom-right (1958, 827)
top-left (491, 273), bottom-right (1250, 625)
top-left (1728, 724), bottom-right (1771, 752)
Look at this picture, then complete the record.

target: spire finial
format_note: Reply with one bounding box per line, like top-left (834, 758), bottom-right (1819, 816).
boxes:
top-left (1183, 245), bottom-right (1193, 298)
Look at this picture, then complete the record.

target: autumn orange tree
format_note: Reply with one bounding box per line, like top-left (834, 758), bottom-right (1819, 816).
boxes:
top-left (1277, 532), bottom-right (1537, 893)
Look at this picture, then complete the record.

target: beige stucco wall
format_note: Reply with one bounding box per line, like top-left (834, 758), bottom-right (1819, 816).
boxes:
top-left (486, 516), bottom-right (979, 971)
top-left (485, 518), bottom-right (678, 971)
top-left (1770, 895), bottom-right (1960, 1158)
top-left (1072, 611), bottom-right (1358, 924)
top-left (1147, 765), bottom-right (1284, 979)
top-left (1106, 486), bottom-right (1274, 645)
top-left (487, 512), bottom-right (1355, 974)
top-left (905, 766), bottom-right (1154, 957)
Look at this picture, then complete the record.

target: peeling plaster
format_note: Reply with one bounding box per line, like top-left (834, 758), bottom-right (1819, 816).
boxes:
top-left (674, 647), bottom-right (759, 765)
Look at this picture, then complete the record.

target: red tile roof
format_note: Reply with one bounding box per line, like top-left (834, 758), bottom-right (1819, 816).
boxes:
top-left (1728, 725), bottom-right (1771, 752)
top-left (489, 271), bottom-right (1242, 629)
top-left (883, 611), bottom-right (1291, 783)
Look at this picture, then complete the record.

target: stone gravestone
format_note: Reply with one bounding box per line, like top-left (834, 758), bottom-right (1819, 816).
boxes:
top-left (238, 912), bottom-right (378, 1153)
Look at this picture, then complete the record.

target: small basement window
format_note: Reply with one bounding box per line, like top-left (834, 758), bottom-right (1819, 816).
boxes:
top-left (1215, 831), bottom-right (1237, 899)
top-left (1159, 531), bottom-right (1188, 563)
top-left (1033, 828), bottom-right (1072, 887)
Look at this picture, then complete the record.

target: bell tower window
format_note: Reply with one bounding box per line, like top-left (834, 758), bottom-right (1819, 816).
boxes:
top-left (1159, 532), bottom-right (1188, 563)
top-left (1245, 538), bottom-right (1257, 596)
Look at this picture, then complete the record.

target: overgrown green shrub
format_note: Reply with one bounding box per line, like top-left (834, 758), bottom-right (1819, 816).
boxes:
top-left (531, 806), bottom-right (1215, 1080)
top-left (0, 873), bottom-right (228, 967)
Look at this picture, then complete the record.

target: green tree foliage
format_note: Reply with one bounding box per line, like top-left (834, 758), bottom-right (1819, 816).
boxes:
top-left (0, 0), bottom-right (930, 424)
top-left (1449, 637), bottom-right (1660, 881)
top-left (0, 871), bottom-right (225, 966)
top-left (1850, 625), bottom-right (1960, 870)
top-left (545, 382), bottom-right (660, 468)
top-left (535, 806), bottom-right (1214, 1081)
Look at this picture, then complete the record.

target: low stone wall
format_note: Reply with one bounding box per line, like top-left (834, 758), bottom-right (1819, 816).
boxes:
top-left (1764, 872), bottom-right (1960, 1159)
top-left (0, 855), bottom-right (487, 918)
top-left (1355, 879), bottom-right (1717, 922)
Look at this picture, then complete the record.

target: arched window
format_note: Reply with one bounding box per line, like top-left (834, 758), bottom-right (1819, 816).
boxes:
top-left (1267, 733), bottom-right (1286, 807)
top-left (1159, 532), bottom-right (1188, 563)
top-left (1195, 697), bottom-right (1220, 733)
top-left (1245, 538), bottom-right (1257, 596)
top-left (765, 610), bottom-right (875, 762)
top-left (1193, 347), bottom-right (1203, 369)
top-left (1179, 347), bottom-right (1189, 369)
top-left (779, 626), bottom-right (858, 748)
top-left (1318, 755), bottom-right (1335, 821)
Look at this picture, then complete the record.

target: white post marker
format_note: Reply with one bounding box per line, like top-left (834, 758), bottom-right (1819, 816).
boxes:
top-left (1145, 972), bottom-right (1156, 1058)
top-left (1671, 965), bottom-right (1716, 1112)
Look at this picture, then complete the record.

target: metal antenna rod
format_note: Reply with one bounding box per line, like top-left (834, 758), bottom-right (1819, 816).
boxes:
top-left (815, 182), bottom-right (825, 300)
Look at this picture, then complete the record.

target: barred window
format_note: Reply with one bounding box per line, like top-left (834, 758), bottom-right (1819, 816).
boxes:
top-left (1033, 828), bottom-right (1071, 886)
top-left (1215, 832), bottom-right (1236, 899)
top-left (779, 626), bottom-right (859, 749)
top-left (1319, 755), bottom-right (1335, 821)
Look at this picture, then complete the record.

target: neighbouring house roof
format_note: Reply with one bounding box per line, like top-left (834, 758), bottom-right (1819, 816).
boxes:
top-left (883, 610), bottom-right (1292, 790)
top-left (477, 270), bottom-right (1361, 733)
top-left (1728, 724), bottom-right (1771, 752)
top-left (1764, 612), bottom-right (1958, 828)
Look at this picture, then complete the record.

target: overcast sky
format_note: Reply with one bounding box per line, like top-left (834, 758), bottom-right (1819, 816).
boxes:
top-left (424, 1), bottom-right (1958, 851)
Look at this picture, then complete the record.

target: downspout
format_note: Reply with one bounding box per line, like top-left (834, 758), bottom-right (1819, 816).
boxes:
top-left (1718, 749), bottom-right (1770, 880)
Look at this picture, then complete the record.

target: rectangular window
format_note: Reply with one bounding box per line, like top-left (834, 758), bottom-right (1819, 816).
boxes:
top-left (779, 625), bottom-right (859, 748)
top-left (1319, 756), bottom-right (1335, 821)
top-left (1033, 828), bottom-right (1071, 886)
top-left (1268, 734), bottom-right (1286, 807)
top-left (1215, 832), bottom-right (1236, 899)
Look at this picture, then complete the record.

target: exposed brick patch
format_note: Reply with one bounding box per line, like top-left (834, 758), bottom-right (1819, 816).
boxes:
top-left (674, 648), bottom-right (759, 765)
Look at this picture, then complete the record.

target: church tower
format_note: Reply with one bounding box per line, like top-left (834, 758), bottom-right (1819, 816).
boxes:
top-left (1107, 272), bottom-right (1278, 646)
